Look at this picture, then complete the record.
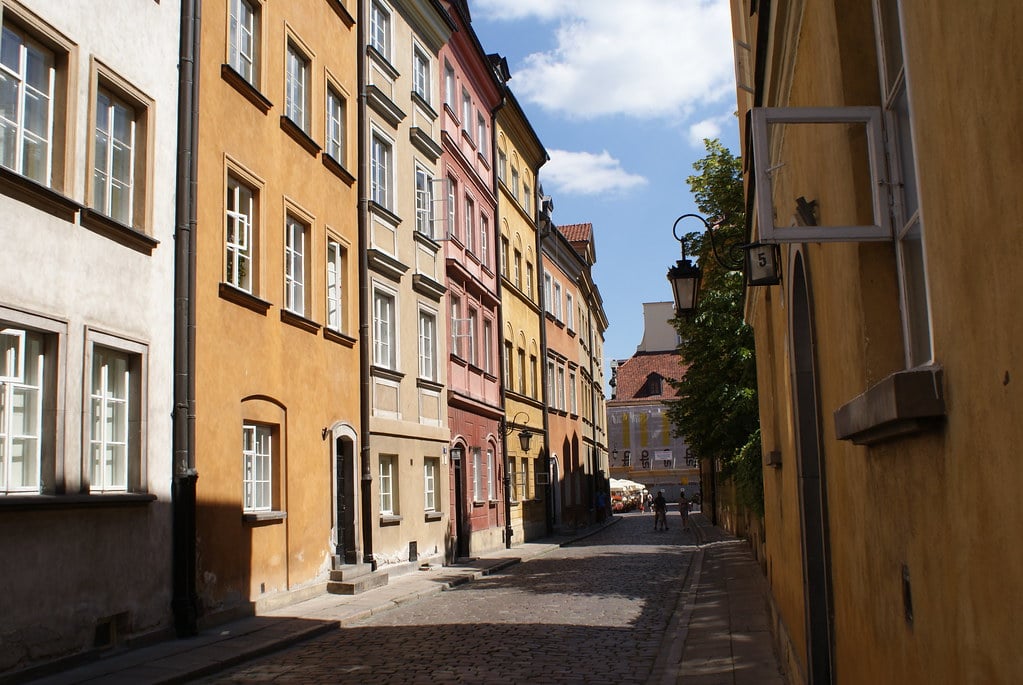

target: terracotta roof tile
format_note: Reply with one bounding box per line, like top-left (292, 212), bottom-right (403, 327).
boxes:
top-left (612, 352), bottom-right (686, 401)
top-left (558, 223), bottom-right (592, 243)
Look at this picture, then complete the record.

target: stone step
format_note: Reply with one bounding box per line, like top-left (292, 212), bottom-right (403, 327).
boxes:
top-left (329, 563), bottom-right (374, 582)
top-left (327, 571), bottom-right (389, 595)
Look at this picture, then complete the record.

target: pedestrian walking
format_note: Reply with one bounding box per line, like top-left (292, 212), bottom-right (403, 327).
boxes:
top-left (653, 490), bottom-right (668, 530)
top-left (679, 491), bottom-right (689, 531)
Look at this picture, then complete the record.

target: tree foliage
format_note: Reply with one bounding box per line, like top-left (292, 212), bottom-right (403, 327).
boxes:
top-left (665, 139), bottom-right (762, 512)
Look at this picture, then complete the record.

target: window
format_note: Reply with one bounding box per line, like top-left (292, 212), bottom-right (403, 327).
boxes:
top-left (424, 458), bottom-right (438, 511)
top-left (500, 236), bottom-right (510, 277)
top-left (228, 0), bottom-right (259, 84)
top-left (379, 454), bottom-right (396, 514)
top-left (569, 371), bottom-right (577, 414)
top-left (444, 61), bottom-right (455, 110)
top-left (513, 250), bottom-right (521, 289)
top-left (415, 164), bottom-right (433, 237)
top-left (88, 346), bottom-right (143, 492)
top-left (285, 42), bottom-right (309, 131)
top-left (480, 215), bottom-right (489, 266)
top-left (472, 447), bottom-right (482, 501)
top-left (284, 214), bottom-right (308, 315)
top-left (486, 448), bottom-right (495, 500)
top-left (516, 348), bottom-right (525, 394)
top-left (461, 89), bottom-right (471, 135)
top-left (497, 149), bottom-right (507, 183)
top-left (0, 327), bottom-right (44, 493)
top-left (508, 458), bottom-right (516, 501)
top-left (503, 341), bottom-right (512, 387)
top-left (373, 288), bottom-right (396, 369)
top-left (446, 176), bottom-right (457, 238)
top-left (418, 309), bottom-right (437, 380)
top-left (466, 307), bottom-right (477, 366)
top-left (529, 354), bottom-right (538, 398)
top-left (0, 23), bottom-right (55, 185)
top-left (557, 365), bottom-right (566, 410)
top-left (413, 46), bottom-right (430, 104)
top-left (225, 175), bottom-right (255, 293)
top-left (326, 85), bottom-right (346, 163)
top-left (511, 167), bottom-right (519, 200)
top-left (326, 237), bottom-right (345, 331)
top-left (553, 281), bottom-right (563, 320)
top-left (546, 358), bottom-right (555, 407)
top-left (566, 293), bottom-right (575, 330)
top-left (92, 89), bottom-right (136, 226)
top-left (519, 457), bottom-right (529, 500)
top-left (369, 1), bottom-right (391, 59)
top-left (482, 320), bottom-right (493, 374)
top-left (450, 295), bottom-right (461, 358)
top-left (525, 262), bottom-right (534, 300)
top-left (523, 182), bottom-right (531, 214)
top-left (477, 113), bottom-right (487, 158)
top-left (464, 196), bottom-right (475, 253)
top-left (543, 273), bottom-right (553, 313)
top-left (370, 132), bottom-right (392, 208)
top-left (242, 423), bottom-right (272, 511)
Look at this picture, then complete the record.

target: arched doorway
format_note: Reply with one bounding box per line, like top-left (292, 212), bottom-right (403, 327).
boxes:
top-left (329, 423), bottom-right (358, 566)
top-left (790, 251), bottom-right (834, 684)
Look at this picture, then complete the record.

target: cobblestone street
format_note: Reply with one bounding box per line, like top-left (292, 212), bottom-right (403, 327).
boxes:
top-left (204, 512), bottom-right (696, 684)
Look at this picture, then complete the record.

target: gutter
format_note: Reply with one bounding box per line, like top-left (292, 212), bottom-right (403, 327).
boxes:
top-left (171, 0), bottom-right (201, 637)
top-left (356, 0), bottom-right (376, 570)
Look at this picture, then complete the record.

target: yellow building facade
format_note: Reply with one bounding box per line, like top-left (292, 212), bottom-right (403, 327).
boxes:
top-left (193, 0), bottom-right (361, 619)
top-left (729, 0), bottom-right (1023, 682)
top-left (496, 90), bottom-right (547, 542)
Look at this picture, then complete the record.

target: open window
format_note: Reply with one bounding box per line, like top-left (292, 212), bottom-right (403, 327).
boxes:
top-left (751, 106), bottom-right (890, 243)
top-left (1, 329), bottom-right (25, 383)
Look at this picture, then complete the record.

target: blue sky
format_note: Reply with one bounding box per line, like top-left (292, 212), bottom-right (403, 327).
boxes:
top-left (470, 0), bottom-right (741, 384)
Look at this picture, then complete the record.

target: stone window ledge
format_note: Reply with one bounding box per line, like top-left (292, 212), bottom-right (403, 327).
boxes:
top-left (834, 366), bottom-right (946, 446)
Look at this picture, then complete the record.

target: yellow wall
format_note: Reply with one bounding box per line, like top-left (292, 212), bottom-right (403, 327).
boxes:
top-left (194, 0), bottom-right (360, 615)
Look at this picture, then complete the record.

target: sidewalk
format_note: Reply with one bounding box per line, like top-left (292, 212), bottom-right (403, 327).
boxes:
top-left (650, 511), bottom-right (786, 685)
top-left (27, 514), bottom-right (785, 685)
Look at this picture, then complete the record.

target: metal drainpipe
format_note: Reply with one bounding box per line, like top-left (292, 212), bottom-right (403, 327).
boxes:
top-left (172, 0), bottom-right (200, 638)
top-left (491, 97), bottom-right (513, 549)
top-left (537, 202), bottom-right (553, 535)
top-left (356, 0), bottom-right (375, 571)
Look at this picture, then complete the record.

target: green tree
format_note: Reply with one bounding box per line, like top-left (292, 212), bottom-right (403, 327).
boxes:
top-left (666, 139), bottom-right (763, 515)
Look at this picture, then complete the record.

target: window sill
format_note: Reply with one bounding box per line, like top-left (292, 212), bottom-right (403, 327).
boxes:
top-left (424, 510), bottom-right (443, 522)
top-left (488, 500), bottom-right (499, 509)
top-left (323, 327), bottom-right (357, 348)
top-left (219, 282), bottom-right (272, 315)
top-left (370, 365), bottom-right (405, 383)
top-left (417, 377), bottom-right (444, 393)
top-left (367, 246), bottom-right (409, 282)
top-left (281, 308), bottom-right (321, 334)
top-left (0, 164), bottom-right (82, 222)
top-left (221, 64), bottom-right (273, 114)
top-left (380, 514), bottom-right (402, 526)
top-left (80, 208), bottom-right (159, 255)
top-left (410, 126), bottom-right (443, 162)
top-left (366, 83), bottom-right (406, 127)
top-left (322, 154), bottom-right (356, 186)
top-left (834, 366), bottom-right (946, 445)
top-left (472, 500), bottom-right (485, 508)
top-left (366, 45), bottom-right (400, 81)
top-left (280, 116), bottom-right (322, 157)
top-left (0, 492), bottom-right (156, 511)
top-left (243, 510), bottom-right (287, 524)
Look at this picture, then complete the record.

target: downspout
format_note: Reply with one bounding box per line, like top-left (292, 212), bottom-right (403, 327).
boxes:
top-left (491, 97), bottom-right (513, 549)
top-left (537, 200), bottom-right (553, 535)
top-left (356, 0), bottom-right (376, 570)
top-left (172, 0), bottom-right (200, 637)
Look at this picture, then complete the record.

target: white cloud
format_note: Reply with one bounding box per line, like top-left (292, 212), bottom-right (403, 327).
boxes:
top-left (687, 109), bottom-right (735, 146)
top-left (475, 0), bottom-right (735, 121)
top-left (541, 149), bottom-right (648, 196)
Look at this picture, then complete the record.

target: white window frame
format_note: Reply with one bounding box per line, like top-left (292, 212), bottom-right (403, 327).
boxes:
top-left (557, 365), bottom-right (566, 410)
top-left (464, 195), bottom-right (475, 253)
top-left (418, 307), bottom-right (437, 380)
top-left (369, 1), bottom-right (391, 60)
top-left (415, 163), bottom-right (433, 237)
top-left (0, 327), bottom-right (43, 493)
top-left (461, 89), bottom-right (471, 135)
top-left (88, 346), bottom-right (132, 492)
top-left (497, 149), bottom-right (507, 183)
top-left (566, 292), bottom-right (575, 330)
top-left (225, 175), bottom-right (255, 293)
top-left (379, 454), bottom-right (395, 514)
top-left (444, 61), bottom-right (455, 110)
top-left (370, 130), bottom-right (393, 209)
top-left (285, 41), bottom-right (310, 131)
top-left (553, 281), bottom-right (563, 320)
top-left (412, 45), bottom-right (430, 104)
top-left (228, 0), bottom-right (258, 84)
top-left (243, 423), bottom-right (273, 512)
top-left (751, 106), bottom-right (889, 243)
top-left (284, 214), bottom-right (307, 315)
top-left (424, 458), bottom-right (438, 511)
top-left (516, 348), bottom-right (525, 394)
top-left (486, 448), bottom-right (495, 500)
top-left (472, 447), bottom-right (482, 502)
top-left (93, 88), bottom-right (136, 225)
top-left (523, 182), bottom-right (531, 214)
top-left (525, 261), bottom-right (534, 300)
top-left (479, 214), bottom-right (489, 265)
top-left (546, 358), bottom-right (555, 408)
top-left (476, 112), bottom-right (487, 158)
top-left (513, 250), bottom-right (521, 289)
top-left (326, 237), bottom-right (344, 331)
top-left (0, 23), bottom-right (56, 186)
top-left (326, 84), bottom-right (346, 164)
top-left (482, 320), bottom-right (493, 374)
top-left (373, 286), bottom-right (397, 369)
top-left (569, 371), bottom-right (578, 415)
top-left (446, 176), bottom-right (457, 238)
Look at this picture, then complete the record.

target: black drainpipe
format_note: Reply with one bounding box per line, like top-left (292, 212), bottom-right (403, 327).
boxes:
top-left (537, 199), bottom-right (553, 535)
top-left (172, 0), bottom-right (201, 637)
top-left (356, 0), bottom-right (376, 571)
